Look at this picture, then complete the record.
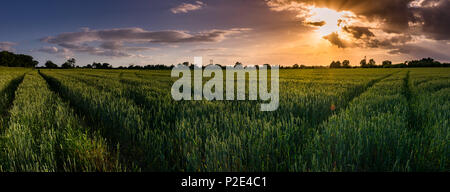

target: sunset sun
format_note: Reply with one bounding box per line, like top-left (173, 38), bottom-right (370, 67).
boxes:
top-left (304, 7), bottom-right (355, 37)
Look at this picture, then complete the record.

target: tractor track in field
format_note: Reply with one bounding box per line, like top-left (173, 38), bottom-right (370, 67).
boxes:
top-left (403, 71), bottom-right (421, 131)
top-left (38, 71), bottom-right (99, 133)
top-left (315, 71), bottom-right (399, 128)
top-left (57, 72), bottom-right (154, 109)
top-left (39, 71), bottom-right (143, 170)
top-left (0, 73), bottom-right (26, 130)
top-left (37, 71), bottom-right (119, 147)
top-left (294, 71), bottom-right (401, 167)
top-left (342, 71), bottom-right (398, 108)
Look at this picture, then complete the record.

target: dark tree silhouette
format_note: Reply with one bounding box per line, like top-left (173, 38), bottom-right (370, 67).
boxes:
top-left (342, 60), bottom-right (350, 68)
top-left (368, 59), bottom-right (376, 67)
top-left (0, 51), bottom-right (38, 68)
top-left (407, 58), bottom-right (445, 67)
top-left (61, 58), bottom-right (76, 68)
top-left (382, 60), bottom-right (392, 68)
top-left (330, 61), bottom-right (342, 68)
top-left (102, 63), bottom-right (112, 69)
top-left (360, 58), bottom-right (367, 68)
top-left (45, 60), bottom-right (58, 68)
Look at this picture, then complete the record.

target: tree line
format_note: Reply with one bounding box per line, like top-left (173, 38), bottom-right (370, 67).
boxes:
top-left (38, 57), bottom-right (450, 70)
top-left (43, 58), bottom-right (174, 70)
top-left (0, 51), bottom-right (38, 68)
top-left (328, 57), bottom-right (450, 68)
top-left (1, 50), bottom-right (449, 69)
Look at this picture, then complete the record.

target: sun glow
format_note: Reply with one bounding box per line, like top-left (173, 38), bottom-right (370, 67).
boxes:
top-left (304, 7), bottom-right (355, 37)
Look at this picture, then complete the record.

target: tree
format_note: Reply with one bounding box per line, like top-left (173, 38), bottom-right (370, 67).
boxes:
top-left (0, 51), bottom-right (15, 66)
top-left (368, 59), bottom-right (376, 67)
top-left (61, 58), bottom-right (76, 68)
top-left (293, 64), bottom-right (299, 69)
top-left (45, 60), bottom-right (58, 68)
top-left (382, 60), bottom-right (392, 68)
top-left (407, 58), bottom-right (442, 67)
top-left (92, 62), bottom-right (102, 69)
top-left (102, 63), bottom-right (112, 69)
top-left (330, 61), bottom-right (341, 68)
top-left (360, 58), bottom-right (367, 68)
top-left (342, 60), bottom-right (350, 68)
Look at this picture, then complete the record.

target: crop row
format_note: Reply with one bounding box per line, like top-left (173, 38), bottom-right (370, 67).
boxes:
top-left (0, 71), bottom-right (120, 171)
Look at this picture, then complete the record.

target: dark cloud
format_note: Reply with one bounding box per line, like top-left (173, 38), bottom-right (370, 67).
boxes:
top-left (340, 26), bottom-right (413, 49)
top-left (305, 21), bottom-right (326, 27)
top-left (343, 26), bottom-right (374, 39)
top-left (413, 0), bottom-right (450, 40)
top-left (388, 44), bottom-right (450, 61)
top-left (41, 27), bottom-right (249, 57)
top-left (42, 28), bottom-right (245, 44)
top-left (99, 41), bottom-right (156, 52)
top-left (267, 0), bottom-right (415, 32)
top-left (267, 0), bottom-right (450, 40)
top-left (323, 32), bottom-right (348, 48)
top-left (100, 41), bottom-right (122, 50)
top-left (0, 42), bottom-right (16, 51)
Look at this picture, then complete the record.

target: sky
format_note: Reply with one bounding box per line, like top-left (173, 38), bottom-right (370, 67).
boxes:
top-left (0, 0), bottom-right (449, 67)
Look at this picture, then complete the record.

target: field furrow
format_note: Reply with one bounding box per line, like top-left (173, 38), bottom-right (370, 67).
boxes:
top-left (1, 71), bottom-right (119, 172)
top-left (0, 69), bottom-right (27, 129)
top-left (302, 71), bottom-right (413, 171)
top-left (39, 70), bottom-right (172, 171)
top-left (407, 69), bottom-right (449, 171)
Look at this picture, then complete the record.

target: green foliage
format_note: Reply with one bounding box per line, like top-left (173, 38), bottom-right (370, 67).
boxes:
top-left (0, 51), bottom-right (38, 68)
top-left (61, 58), bottom-right (76, 69)
top-left (45, 60), bottom-right (58, 68)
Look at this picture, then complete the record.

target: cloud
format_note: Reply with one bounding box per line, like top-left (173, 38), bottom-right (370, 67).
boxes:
top-left (38, 46), bottom-right (70, 54)
top-left (305, 21), bottom-right (326, 27)
top-left (266, 0), bottom-right (450, 61)
top-left (37, 46), bottom-right (73, 58)
top-left (388, 44), bottom-right (450, 61)
top-left (323, 33), bottom-right (348, 48)
top-left (266, 0), bottom-right (450, 40)
top-left (0, 42), bottom-right (16, 51)
top-left (412, 0), bottom-right (450, 40)
top-left (171, 1), bottom-right (205, 14)
top-left (343, 26), bottom-right (375, 39)
top-left (207, 53), bottom-right (242, 58)
top-left (191, 48), bottom-right (226, 52)
top-left (41, 27), bottom-right (249, 57)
